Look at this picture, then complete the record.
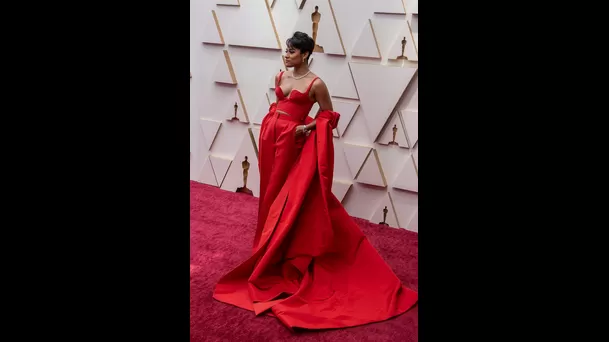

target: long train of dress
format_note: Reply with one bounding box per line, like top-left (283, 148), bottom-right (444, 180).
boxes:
top-left (213, 106), bottom-right (418, 330)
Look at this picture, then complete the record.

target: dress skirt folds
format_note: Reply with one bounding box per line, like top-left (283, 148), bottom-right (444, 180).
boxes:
top-left (213, 105), bottom-right (418, 330)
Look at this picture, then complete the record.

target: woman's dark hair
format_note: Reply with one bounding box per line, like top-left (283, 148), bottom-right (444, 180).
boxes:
top-left (286, 31), bottom-right (315, 61)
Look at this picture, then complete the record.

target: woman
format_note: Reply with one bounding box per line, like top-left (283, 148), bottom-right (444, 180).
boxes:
top-left (213, 32), bottom-right (418, 331)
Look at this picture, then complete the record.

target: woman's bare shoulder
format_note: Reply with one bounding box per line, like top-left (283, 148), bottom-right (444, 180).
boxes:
top-left (275, 70), bottom-right (290, 84)
top-left (311, 75), bottom-right (327, 89)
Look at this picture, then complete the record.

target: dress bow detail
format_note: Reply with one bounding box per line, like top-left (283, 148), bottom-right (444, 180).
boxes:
top-left (315, 110), bottom-right (340, 129)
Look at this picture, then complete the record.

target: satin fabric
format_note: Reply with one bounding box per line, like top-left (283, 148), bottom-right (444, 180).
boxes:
top-left (213, 106), bottom-right (418, 330)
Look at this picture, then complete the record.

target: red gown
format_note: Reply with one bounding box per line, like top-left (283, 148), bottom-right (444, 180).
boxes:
top-left (213, 71), bottom-right (418, 330)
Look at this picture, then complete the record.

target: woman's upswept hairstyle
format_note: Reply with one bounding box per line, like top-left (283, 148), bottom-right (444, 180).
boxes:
top-left (286, 31), bottom-right (314, 61)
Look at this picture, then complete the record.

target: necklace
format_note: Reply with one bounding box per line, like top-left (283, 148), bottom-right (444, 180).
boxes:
top-left (292, 70), bottom-right (311, 80)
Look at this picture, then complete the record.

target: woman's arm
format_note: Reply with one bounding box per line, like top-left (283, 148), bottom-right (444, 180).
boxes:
top-left (305, 79), bottom-right (333, 131)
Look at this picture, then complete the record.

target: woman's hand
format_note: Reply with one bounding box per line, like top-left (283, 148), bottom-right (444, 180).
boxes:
top-left (295, 125), bottom-right (310, 137)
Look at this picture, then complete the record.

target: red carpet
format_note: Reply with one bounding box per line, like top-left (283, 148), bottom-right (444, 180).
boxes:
top-left (190, 180), bottom-right (418, 341)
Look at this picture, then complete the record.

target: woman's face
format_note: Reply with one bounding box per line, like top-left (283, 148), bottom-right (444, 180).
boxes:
top-left (284, 45), bottom-right (306, 68)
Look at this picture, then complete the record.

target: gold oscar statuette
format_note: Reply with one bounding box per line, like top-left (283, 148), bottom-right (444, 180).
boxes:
top-left (230, 101), bottom-right (239, 121)
top-left (388, 124), bottom-right (399, 146)
top-left (379, 206), bottom-right (389, 225)
top-left (397, 36), bottom-right (408, 60)
top-left (311, 6), bottom-right (324, 53)
top-left (236, 156), bottom-right (253, 195)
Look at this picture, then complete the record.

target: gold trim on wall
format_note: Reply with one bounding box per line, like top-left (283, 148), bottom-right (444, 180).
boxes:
top-left (373, 0), bottom-right (407, 15)
top-left (411, 154), bottom-right (418, 176)
top-left (199, 118), bottom-right (223, 150)
top-left (209, 155), bottom-right (232, 188)
top-left (207, 156), bottom-right (220, 187)
top-left (387, 192), bottom-right (400, 227)
top-left (212, 10), bottom-right (226, 45)
top-left (328, 0), bottom-right (346, 55)
top-left (407, 19), bottom-right (418, 58)
top-left (354, 148), bottom-right (388, 187)
top-left (352, 146), bottom-right (372, 180)
top-left (373, 149), bottom-right (388, 187)
top-left (217, 0), bottom-right (240, 6)
top-left (333, 180), bottom-right (353, 203)
top-left (264, 0), bottom-right (283, 50)
top-left (248, 128), bottom-right (259, 158)
top-left (351, 148), bottom-right (386, 187)
top-left (237, 89), bottom-right (249, 122)
top-left (223, 50), bottom-right (238, 84)
top-left (369, 19), bottom-right (382, 59)
top-left (334, 102), bottom-right (360, 137)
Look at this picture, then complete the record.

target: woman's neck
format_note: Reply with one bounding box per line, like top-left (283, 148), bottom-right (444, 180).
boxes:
top-left (293, 63), bottom-right (309, 76)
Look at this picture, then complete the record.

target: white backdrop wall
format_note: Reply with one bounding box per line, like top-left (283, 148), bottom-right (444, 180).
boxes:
top-left (191, 0), bottom-right (419, 232)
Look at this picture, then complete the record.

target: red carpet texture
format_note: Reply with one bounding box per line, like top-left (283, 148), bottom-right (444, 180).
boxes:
top-left (190, 180), bottom-right (418, 342)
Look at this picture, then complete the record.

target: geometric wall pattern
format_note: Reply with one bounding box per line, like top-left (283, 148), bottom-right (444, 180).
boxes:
top-left (191, 0), bottom-right (418, 232)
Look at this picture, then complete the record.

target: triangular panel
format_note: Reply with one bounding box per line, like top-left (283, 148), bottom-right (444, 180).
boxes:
top-left (387, 21), bottom-right (418, 61)
top-left (406, 209), bottom-right (418, 232)
top-left (406, 0), bottom-right (418, 14)
top-left (332, 141), bottom-right (353, 180)
top-left (331, 180), bottom-right (352, 202)
top-left (220, 135), bottom-right (260, 197)
top-left (332, 100), bottom-right (359, 137)
top-left (403, 88), bottom-right (418, 110)
top-left (212, 50), bottom-right (237, 84)
top-left (356, 149), bottom-right (387, 187)
top-left (271, 0), bottom-right (303, 50)
top-left (199, 119), bottom-right (222, 150)
top-left (341, 106), bottom-right (372, 145)
top-left (252, 92), bottom-right (271, 125)
top-left (375, 144), bottom-right (408, 186)
top-left (209, 155), bottom-right (232, 187)
top-left (378, 111), bottom-right (409, 148)
top-left (370, 192), bottom-right (399, 228)
top-left (393, 156), bottom-right (417, 192)
top-left (349, 62), bottom-right (417, 139)
top-left (202, 10), bottom-right (225, 45)
top-left (198, 156), bottom-right (218, 187)
top-left (295, 0), bottom-right (307, 9)
top-left (391, 188), bottom-right (418, 231)
top-left (224, 0), bottom-right (281, 50)
top-left (351, 19), bottom-right (381, 59)
top-left (342, 143), bottom-right (371, 179)
top-left (401, 109), bottom-right (418, 147)
top-left (331, 64), bottom-right (358, 99)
